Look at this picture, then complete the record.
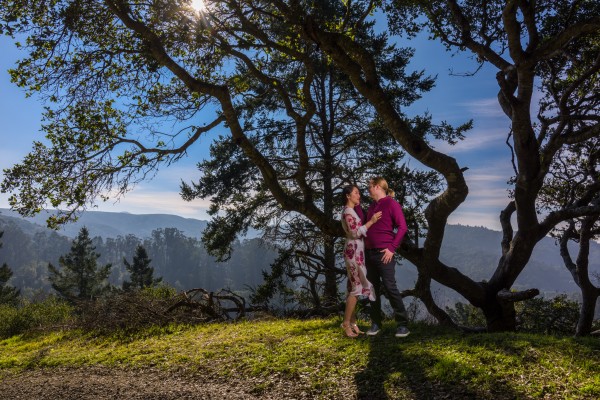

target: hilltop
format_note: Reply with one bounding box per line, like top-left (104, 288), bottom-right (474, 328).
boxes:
top-left (0, 208), bottom-right (207, 239)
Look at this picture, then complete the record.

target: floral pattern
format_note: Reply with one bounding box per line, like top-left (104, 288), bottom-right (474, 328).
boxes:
top-left (341, 207), bottom-right (375, 301)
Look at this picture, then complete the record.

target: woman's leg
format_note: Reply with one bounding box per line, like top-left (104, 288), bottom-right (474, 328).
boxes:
top-left (341, 294), bottom-right (358, 337)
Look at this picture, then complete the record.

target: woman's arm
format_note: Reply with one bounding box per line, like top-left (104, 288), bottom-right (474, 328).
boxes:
top-left (343, 211), bottom-right (368, 239)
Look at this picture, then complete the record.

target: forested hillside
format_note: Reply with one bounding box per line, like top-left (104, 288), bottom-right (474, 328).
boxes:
top-left (1, 211), bottom-right (598, 305)
top-left (0, 211), bottom-right (274, 297)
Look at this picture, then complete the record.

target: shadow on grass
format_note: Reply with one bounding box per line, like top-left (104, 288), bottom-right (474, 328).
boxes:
top-left (354, 323), bottom-right (526, 400)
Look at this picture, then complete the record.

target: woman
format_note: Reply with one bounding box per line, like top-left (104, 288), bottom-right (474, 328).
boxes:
top-left (340, 184), bottom-right (381, 337)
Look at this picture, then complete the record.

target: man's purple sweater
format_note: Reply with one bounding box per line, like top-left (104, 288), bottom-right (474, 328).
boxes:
top-left (355, 196), bottom-right (407, 252)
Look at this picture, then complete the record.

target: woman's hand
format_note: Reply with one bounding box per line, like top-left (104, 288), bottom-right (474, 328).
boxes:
top-left (370, 211), bottom-right (382, 224)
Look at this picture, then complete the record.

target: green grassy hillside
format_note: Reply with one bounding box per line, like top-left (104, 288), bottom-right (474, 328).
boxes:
top-left (1, 319), bottom-right (599, 399)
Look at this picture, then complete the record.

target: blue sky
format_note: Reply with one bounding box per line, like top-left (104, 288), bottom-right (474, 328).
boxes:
top-left (0, 32), bottom-right (516, 229)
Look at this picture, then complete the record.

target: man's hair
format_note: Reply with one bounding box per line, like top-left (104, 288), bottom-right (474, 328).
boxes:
top-left (370, 176), bottom-right (395, 197)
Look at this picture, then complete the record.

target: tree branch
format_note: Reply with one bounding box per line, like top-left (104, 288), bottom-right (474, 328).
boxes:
top-left (497, 288), bottom-right (539, 302)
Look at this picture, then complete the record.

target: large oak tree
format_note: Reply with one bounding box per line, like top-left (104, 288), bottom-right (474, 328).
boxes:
top-left (382, 0), bottom-right (600, 330)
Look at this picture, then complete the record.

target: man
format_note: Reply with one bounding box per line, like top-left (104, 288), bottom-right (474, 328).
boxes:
top-left (359, 176), bottom-right (410, 337)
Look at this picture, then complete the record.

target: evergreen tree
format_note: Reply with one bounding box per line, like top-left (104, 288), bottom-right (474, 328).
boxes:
top-left (0, 231), bottom-right (19, 305)
top-left (122, 245), bottom-right (162, 291)
top-left (0, 263), bottom-right (19, 306)
top-left (48, 227), bottom-right (112, 301)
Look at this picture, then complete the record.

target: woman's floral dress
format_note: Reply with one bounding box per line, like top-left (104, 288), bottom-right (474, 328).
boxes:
top-left (341, 207), bottom-right (375, 301)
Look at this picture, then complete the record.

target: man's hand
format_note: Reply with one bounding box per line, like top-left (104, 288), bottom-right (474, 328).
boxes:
top-left (381, 248), bottom-right (394, 264)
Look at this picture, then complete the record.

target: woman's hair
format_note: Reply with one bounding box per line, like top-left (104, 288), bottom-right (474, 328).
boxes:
top-left (341, 185), bottom-right (358, 205)
top-left (370, 176), bottom-right (395, 198)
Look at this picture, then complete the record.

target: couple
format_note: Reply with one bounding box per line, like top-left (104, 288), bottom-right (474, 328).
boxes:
top-left (340, 176), bottom-right (410, 338)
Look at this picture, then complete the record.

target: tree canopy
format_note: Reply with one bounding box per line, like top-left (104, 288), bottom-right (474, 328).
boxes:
top-left (179, 8), bottom-right (452, 306)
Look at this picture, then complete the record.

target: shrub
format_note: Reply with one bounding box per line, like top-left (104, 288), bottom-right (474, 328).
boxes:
top-left (76, 285), bottom-right (247, 333)
top-left (445, 302), bottom-right (487, 328)
top-left (0, 297), bottom-right (74, 338)
top-left (516, 294), bottom-right (579, 335)
top-left (446, 295), bottom-right (580, 334)
top-left (75, 285), bottom-right (179, 333)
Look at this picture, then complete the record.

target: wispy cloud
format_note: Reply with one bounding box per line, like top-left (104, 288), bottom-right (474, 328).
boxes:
top-left (95, 163), bottom-right (211, 218)
top-left (95, 188), bottom-right (211, 220)
top-left (435, 126), bottom-right (510, 154)
top-left (0, 193), bottom-right (10, 210)
top-left (425, 97), bottom-right (513, 154)
top-left (432, 95), bottom-right (509, 146)
top-left (462, 186), bottom-right (512, 209)
top-left (446, 161), bottom-right (515, 229)
top-left (160, 164), bottom-right (199, 179)
top-left (460, 91), bottom-right (546, 120)
top-left (459, 97), bottom-right (507, 119)
top-left (0, 172), bottom-right (213, 221)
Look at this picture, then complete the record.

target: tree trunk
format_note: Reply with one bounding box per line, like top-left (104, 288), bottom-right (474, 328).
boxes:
top-left (560, 218), bottom-right (600, 336)
top-left (573, 217), bottom-right (600, 336)
top-left (413, 271), bottom-right (458, 328)
top-left (482, 291), bottom-right (517, 332)
top-left (576, 289), bottom-right (600, 336)
top-left (322, 237), bottom-right (338, 306)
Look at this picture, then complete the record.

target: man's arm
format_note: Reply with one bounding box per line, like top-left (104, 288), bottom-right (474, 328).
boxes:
top-left (379, 200), bottom-right (408, 264)
top-left (389, 201), bottom-right (408, 252)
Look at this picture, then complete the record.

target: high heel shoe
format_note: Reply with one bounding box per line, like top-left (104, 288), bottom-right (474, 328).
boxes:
top-left (341, 323), bottom-right (358, 338)
top-left (350, 323), bottom-right (364, 335)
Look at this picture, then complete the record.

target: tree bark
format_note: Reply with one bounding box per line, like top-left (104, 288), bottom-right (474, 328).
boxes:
top-left (322, 237), bottom-right (338, 306)
top-left (561, 217), bottom-right (600, 336)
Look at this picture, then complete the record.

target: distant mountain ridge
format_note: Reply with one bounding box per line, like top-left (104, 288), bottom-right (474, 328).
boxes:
top-left (0, 209), bottom-right (272, 296)
top-left (1, 208), bottom-right (599, 302)
top-left (0, 208), bottom-right (207, 239)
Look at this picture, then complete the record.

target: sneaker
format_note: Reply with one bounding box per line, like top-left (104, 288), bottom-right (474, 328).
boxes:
top-left (366, 323), bottom-right (381, 336)
top-left (395, 326), bottom-right (410, 338)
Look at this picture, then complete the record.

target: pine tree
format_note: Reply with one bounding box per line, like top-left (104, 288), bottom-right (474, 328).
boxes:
top-left (0, 231), bottom-right (19, 305)
top-left (48, 227), bottom-right (112, 301)
top-left (0, 264), bottom-right (19, 306)
top-left (122, 245), bottom-right (162, 291)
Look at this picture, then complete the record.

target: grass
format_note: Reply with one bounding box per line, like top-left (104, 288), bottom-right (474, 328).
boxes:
top-left (1, 318), bottom-right (599, 399)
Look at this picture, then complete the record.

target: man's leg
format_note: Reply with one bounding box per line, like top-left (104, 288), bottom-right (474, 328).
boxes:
top-left (365, 252), bottom-right (383, 327)
top-left (379, 258), bottom-right (409, 326)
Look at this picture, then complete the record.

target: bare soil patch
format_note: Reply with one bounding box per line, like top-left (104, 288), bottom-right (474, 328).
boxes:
top-left (0, 366), bottom-right (336, 399)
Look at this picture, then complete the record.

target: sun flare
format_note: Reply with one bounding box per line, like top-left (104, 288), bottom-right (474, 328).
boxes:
top-left (191, 0), bottom-right (206, 12)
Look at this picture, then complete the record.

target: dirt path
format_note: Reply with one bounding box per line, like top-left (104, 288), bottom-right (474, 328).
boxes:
top-left (0, 367), bottom-right (331, 399)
